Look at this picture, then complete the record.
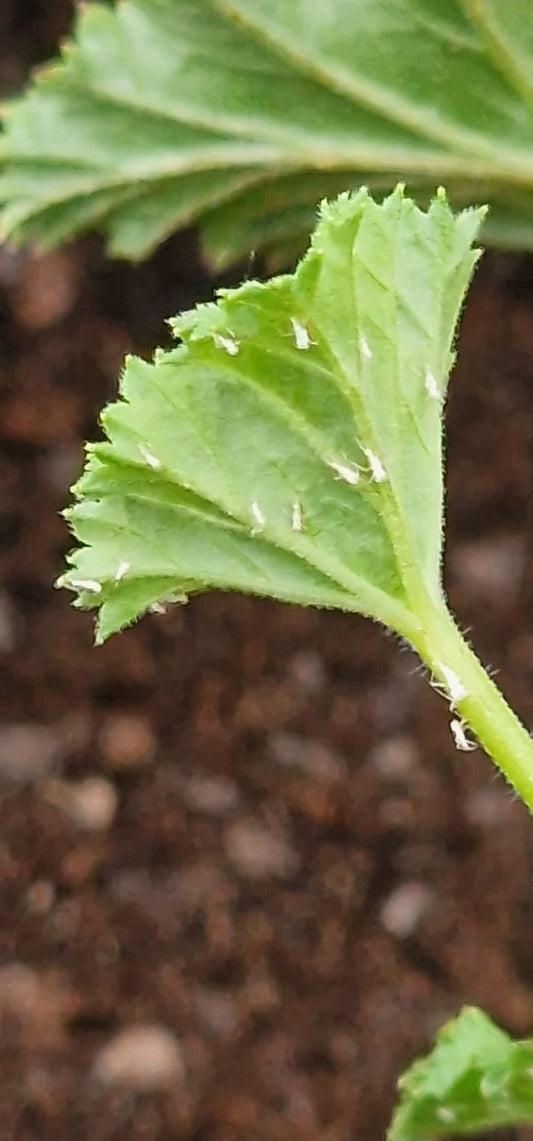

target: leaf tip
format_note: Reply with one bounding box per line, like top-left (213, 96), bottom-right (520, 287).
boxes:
top-left (317, 186), bottom-right (369, 225)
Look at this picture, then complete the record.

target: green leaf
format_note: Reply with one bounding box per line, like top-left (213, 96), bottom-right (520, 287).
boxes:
top-left (58, 187), bottom-right (483, 643)
top-left (388, 1006), bottom-right (533, 1140)
top-left (1, 0), bottom-right (533, 266)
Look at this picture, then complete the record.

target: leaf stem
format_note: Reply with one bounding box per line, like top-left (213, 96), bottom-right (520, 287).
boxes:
top-left (408, 599), bottom-right (533, 812)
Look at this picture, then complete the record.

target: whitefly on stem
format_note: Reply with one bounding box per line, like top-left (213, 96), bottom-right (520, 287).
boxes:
top-left (450, 718), bottom-right (477, 752)
top-left (435, 662), bottom-right (467, 706)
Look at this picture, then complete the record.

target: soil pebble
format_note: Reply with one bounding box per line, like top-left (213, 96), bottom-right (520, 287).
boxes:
top-left (99, 714), bottom-right (156, 770)
top-left (0, 963), bottom-right (71, 1045)
top-left (286, 649), bottom-right (327, 694)
top-left (370, 735), bottom-right (420, 779)
top-left (379, 882), bottom-right (435, 938)
top-left (25, 879), bottom-right (56, 915)
top-left (267, 732), bottom-right (346, 780)
top-left (0, 723), bottom-right (65, 783)
top-left (40, 776), bottom-right (118, 831)
top-left (224, 819), bottom-right (299, 880)
top-left (194, 988), bottom-right (238, 1039)
top-left (450, 535), bottom-right (526, 597)
top-left (11, 250), bottom-right (79, 330)
top-left (178, 772), bottom-right (240, 816)
top-left (92, 1025), bottom-right (185, 1091)
top-left (464, 786), bottom-right (514, 827)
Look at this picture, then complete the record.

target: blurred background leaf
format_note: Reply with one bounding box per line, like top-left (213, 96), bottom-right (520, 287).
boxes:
top-left (2, 0), bottom-right (533, 268)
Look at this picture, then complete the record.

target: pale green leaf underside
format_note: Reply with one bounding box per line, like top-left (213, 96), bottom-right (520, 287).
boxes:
top-left (59, 188), bottom-right (483, 642)
top-left (388, 1006), bottom-right (533, 1140)
top-left (1, 0), bottom-right (533, 265)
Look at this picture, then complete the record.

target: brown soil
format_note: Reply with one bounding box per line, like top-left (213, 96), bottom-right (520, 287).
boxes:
top-left (2, 5), bottom-right (533, 1140)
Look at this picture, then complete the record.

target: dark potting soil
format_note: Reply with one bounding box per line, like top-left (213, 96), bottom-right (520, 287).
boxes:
top-left (1, 4), bottom-right (533, 1139)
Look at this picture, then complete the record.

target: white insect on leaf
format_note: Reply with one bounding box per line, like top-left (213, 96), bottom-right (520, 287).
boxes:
top-left (364, 448), bottom-right (387, 483)
top-left (450, 718), bottom-right (477, 752)
top-left (213, 332), bottom-right (240, 356)
top-left (359, 334), bottom-right (372, 360)
top-left (290, 316), bottom-right (312, 351)
top-left (425, 368), bottom-right (440, 400)
top-left (327, 459), bottom-right (360, 486)
top-left (138, 444), bottom-right (161, 470)
top-left (250, 501), bottom-right (265, 534)
top-left (149, 593), bottom-right (187, 614)
top-left (438, 663), bottom-right (467, 706)
top-left (291, 500), bottom-right (303, 532)
top-left (70, 578), bottom-right (102, 594)
top-left (437, 1108), bottom-right (456, 1124)
top-left (114, 560), bottom-right (130, 582)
